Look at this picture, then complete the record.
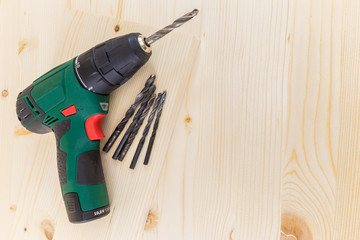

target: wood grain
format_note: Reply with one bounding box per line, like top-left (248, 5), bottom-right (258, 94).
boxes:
top-left (281, 0), bottom-right (342, 239)
top-left (1, 0), bottom-right (360, 239)
top-left (334, 0), bottom-right (360, 239)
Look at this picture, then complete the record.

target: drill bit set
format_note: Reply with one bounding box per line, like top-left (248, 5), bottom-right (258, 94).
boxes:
top-left (103, 75), bottom-right (167, 169)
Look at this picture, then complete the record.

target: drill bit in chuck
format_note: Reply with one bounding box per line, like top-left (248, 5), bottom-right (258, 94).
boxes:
top-left (145, 9), bottom-right (199, 45)
top-left (103, 75), bottom-right (156, 153)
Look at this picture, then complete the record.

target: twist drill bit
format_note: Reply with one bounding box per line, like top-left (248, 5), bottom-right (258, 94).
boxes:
top-left (144, 91), bottom-right (167, 165)
top-left (145, 9), bottom-right (199, 45)
top-left (118, 94), bottom-right (156, 161)
top-left (112, 85), bottom-right (156, 160)
top-left (130, 93), bottom-right (162, 169)
top-left (103, 75), bottom-right (156, 152)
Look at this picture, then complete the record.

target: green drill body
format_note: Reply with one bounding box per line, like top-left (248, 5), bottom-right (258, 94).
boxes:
top-left (17, 59), bottom-right (111, 222)
top-left (16, 32), bottom-right (152, 223)
top-left (24, 58), bottom-right (109, 208)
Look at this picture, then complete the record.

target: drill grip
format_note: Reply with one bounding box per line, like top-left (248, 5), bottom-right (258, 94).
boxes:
top-left (52, 119), bottom-right (110, 223)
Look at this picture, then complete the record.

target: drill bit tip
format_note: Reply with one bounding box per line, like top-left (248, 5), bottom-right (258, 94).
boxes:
top-left (145, 9), bottom-right (200, 46)
top-left (192, 9), bottom-right (199, 15)
top-left (145, 74), bottom-right (156, 87)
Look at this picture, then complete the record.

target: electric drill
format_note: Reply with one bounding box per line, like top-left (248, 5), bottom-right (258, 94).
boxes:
top-left (15, 9), bottom-right (198, 223)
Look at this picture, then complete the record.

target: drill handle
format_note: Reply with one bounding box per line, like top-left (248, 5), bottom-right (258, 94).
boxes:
top-left (52, 118), bottom-right (110, 223)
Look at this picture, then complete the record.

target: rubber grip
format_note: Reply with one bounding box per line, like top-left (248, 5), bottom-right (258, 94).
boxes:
top-left (52, 119), bottom-right (110, 223)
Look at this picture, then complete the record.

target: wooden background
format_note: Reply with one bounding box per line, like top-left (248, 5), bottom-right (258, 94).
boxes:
top-left (0, 0), bottom-right (359, 239)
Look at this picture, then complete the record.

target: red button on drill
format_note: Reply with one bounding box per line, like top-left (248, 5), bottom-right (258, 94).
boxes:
top-left (85, 114), bottom-right (105, 141)
top-left (61, 105), bottom-right (77, 117)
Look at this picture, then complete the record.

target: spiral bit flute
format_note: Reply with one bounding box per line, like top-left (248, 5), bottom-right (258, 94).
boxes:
top-left (145, 9), bottom-right (199, 45)
top-left (103, 75), bottom-right (156, 152)
top-left (129, 93), bottom-right (162, 169)
top-left (144, 91), bottom-right (167, 165)
top-left (118, 94), bottom-right (156, 161)
top-left (112, 85), bottom-right (156, 160)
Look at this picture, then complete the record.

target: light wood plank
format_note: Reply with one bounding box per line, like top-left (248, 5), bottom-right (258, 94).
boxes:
top-left (280, 0), bottom-right (342, 239)
top-left (334, 0), bottom-right (360, 239)
top-left (67, 0), bottom-right (121, 18)
top-left (2, 0), bottom-right (360, 239)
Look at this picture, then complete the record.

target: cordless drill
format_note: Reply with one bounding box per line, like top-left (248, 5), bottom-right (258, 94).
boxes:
top-left (15, 10), bottom-right (198, 223)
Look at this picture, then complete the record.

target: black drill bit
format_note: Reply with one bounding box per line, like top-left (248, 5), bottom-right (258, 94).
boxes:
top-left (103, 75), bottom-right (156, 152)
top-left (112, 85), bottom-right (156, 160)
top-left (129, 93), bottom-right (162, 169)
top-left (143, 91), bottom-right (167, 165)
top-left (118, 94), bottom-right (156, 161)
